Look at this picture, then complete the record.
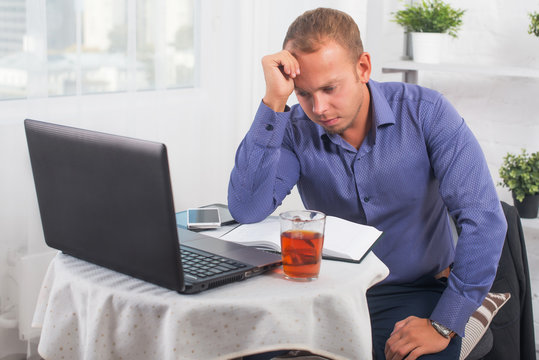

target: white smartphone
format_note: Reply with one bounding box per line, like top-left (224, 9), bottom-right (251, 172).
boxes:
top-left (201, 203), bottom-right (236, 226)
top-left (187, 208), bottom-right (221, 229)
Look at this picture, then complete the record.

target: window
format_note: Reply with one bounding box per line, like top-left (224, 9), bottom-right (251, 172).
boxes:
top-left (135, 0), bottom-right (195, 91)
top-left (0, 0), bottom-right (195, 99)
top-left (0, 0), bottom-right (26, 99)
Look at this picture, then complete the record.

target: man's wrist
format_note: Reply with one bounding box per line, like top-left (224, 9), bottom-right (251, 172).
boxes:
top-left (430, 320), bottom-right (455, 339)
top-left (262, 96), bottom-right (289, 112)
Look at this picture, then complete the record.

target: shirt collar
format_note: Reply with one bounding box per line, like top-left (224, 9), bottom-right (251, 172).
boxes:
top-left (368, 80), bottom-right (396, 128)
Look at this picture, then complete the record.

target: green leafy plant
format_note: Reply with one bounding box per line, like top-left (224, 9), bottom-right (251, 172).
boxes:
top-left (393, 0), bottom-right (466, 38)
top-left (498, 149), bottom-right (539, 202)
top-left (529, 11), bottom-right (539, 37)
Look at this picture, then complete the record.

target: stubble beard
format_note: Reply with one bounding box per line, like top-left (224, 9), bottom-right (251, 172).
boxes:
top-left (323, 103), bottom-right (362, 135)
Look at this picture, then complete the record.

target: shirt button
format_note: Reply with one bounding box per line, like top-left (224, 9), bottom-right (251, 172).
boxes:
top-left (265, 124), bottom-right (274, 131)
top-left (364, 197), bottom-right (370, 203)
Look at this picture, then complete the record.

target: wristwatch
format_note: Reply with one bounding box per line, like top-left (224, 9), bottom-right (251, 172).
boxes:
top-left (430, 320), bottom-right (454, 338)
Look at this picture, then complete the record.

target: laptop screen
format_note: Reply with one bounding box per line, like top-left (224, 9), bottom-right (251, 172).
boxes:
top-left (25, 119), bottom-right (185, 291)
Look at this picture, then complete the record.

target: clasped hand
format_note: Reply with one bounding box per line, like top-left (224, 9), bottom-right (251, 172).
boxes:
top-left (384, 316), bottom-right (451, 360)
top-left (261, 50), bottom-right (300, 112)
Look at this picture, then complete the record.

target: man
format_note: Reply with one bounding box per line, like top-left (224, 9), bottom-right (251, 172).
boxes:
top-left (228, 8), bottom-right (507, 360)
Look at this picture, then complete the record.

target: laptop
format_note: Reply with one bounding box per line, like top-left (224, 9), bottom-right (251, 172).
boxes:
top-left (24, 119), bottom-right (282, 294)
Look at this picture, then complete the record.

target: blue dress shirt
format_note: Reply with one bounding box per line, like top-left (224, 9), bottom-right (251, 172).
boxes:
top-left (228, 80), bottom-right (507, 336)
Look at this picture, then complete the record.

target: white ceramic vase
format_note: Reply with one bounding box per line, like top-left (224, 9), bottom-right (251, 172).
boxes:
top-left (411, 32), bottom-right (447, 64)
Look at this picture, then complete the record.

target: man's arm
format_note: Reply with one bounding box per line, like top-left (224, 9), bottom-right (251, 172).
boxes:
top-left (425, 95), bottom-right (506, 334)
top-left (227, 103), bottom-right (300, 223)
top-left (385, 94), bottom-right (507, 359)
top-left (227, 51), bottom-right (301, 223)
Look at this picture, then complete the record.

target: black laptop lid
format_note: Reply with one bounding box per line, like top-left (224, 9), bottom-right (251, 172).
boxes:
top-left (24, 119), bottom-right (184, 292)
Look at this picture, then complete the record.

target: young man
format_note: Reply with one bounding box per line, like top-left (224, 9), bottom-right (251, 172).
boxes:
top-left (228, 8), bottom-right (507, 360)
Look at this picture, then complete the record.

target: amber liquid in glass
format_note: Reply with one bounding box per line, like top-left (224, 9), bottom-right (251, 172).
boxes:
top-left (280, 230), bottom-right (324, 279)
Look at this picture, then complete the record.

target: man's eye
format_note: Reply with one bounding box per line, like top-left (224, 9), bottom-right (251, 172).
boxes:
top-left (296, 90), bottom-right (309, 97)
top-left (323, 87), bottom-right (335, 93)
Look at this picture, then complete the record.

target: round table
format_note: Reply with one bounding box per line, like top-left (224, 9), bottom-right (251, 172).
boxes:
top-left (33, 252), bottom-right (388, 360)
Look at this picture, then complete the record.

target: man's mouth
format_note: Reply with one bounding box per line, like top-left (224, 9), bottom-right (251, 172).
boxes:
top-left (319, 117), bottom-right (339, 127)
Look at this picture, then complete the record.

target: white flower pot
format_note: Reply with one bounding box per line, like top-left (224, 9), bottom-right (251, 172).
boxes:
top-left (411, 32), bottom-right (447, 64)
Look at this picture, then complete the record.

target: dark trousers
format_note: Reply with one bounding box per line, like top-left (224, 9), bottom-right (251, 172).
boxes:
top-left (367, 276), bottom-right (462, 360)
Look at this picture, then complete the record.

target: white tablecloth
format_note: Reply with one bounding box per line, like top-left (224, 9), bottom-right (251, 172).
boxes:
top-left (33, 252), bottom-right (389, 360)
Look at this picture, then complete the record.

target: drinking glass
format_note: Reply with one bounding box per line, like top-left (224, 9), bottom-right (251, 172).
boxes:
top-left (279, 210), bottom-right (326, 281)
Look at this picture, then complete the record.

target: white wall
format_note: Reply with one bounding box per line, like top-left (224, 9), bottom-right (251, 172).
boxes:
top-left (1, 0), bottom-right (539, 356)
top-left (372, 0), bottom-right (539, 205)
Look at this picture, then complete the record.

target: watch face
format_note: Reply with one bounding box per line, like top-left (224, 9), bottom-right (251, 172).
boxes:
top-left (431, 321), bottom-right (451, 337)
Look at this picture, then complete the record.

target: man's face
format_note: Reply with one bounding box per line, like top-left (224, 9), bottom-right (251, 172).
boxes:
top-left (285, 40), bottom-right (370, 136)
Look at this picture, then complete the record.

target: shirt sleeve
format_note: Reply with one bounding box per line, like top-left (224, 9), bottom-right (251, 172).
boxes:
top-left (424, 95), bottom-right (507, 336)
top-left (227, 101), bottom-right (300, 223)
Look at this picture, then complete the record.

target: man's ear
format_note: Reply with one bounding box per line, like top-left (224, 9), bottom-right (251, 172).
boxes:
top-left (356, 52), bottom-right (371, 83)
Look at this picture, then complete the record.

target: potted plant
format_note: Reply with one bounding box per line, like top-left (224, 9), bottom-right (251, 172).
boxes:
top-left (498, 149), bottom-right (539, 218)
top-left (392, 0), bottom-right (466, 63)
top-left (529, 11), bottom-right (539, 37)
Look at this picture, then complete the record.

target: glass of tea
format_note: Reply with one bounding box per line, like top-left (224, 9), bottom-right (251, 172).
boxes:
top-left (279, 210), bottom-right (326, 281)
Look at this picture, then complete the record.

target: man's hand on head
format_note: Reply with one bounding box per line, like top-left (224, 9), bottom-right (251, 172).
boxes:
top-left (261, 50), bottom-right (300, 112)
top-left (384, 316), bottom-right (451, 360)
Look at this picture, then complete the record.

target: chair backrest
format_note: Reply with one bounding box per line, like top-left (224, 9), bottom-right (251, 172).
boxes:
top-left (484, 201), bottom-right (536, 359)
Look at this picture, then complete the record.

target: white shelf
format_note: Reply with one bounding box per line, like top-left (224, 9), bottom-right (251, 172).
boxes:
top-left (381, 60), bottom-right (539, 83)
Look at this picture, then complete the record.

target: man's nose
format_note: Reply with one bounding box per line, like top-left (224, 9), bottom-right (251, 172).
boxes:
top-left (312, 94), bottom-right (328, 115)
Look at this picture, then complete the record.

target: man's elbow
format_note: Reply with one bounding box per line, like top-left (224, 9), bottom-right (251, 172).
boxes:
top-left (227, 192), bottom-right (272, 224)
top-left (228, 203), bottom-right (269, 224)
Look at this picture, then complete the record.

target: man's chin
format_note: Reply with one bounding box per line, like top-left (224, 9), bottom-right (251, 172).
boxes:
top-left (324, 127), bottom-right (341, 135)
top-left (322, 123), bottom-right (348, 135)
top-left (310, 117), bottom-right (349, 135)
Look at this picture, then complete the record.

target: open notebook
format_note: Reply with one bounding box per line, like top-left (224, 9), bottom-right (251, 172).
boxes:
top-left (220, 216), bottom-right (383, 263)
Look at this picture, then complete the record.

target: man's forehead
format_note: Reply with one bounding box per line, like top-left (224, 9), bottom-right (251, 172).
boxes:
top-left (284, 37), bottom-right (336, 57)
top-left (294, 74), bottom-right (345, 92)
top-left (291, 43), bottom-right (354, 69)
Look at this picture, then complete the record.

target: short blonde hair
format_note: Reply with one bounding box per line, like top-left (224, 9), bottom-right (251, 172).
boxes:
top-left (283, 8), bottom-right (364, 62)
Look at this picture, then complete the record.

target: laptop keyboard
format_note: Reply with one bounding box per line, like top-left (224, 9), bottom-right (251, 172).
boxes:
top-left (180, 247), bottom-right (247, 278)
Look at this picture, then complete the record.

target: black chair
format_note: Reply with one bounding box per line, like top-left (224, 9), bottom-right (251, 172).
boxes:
top-left (465, 201), bottom-right (536, 360)
top-left (481, 202), bottom-right (536, 359)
